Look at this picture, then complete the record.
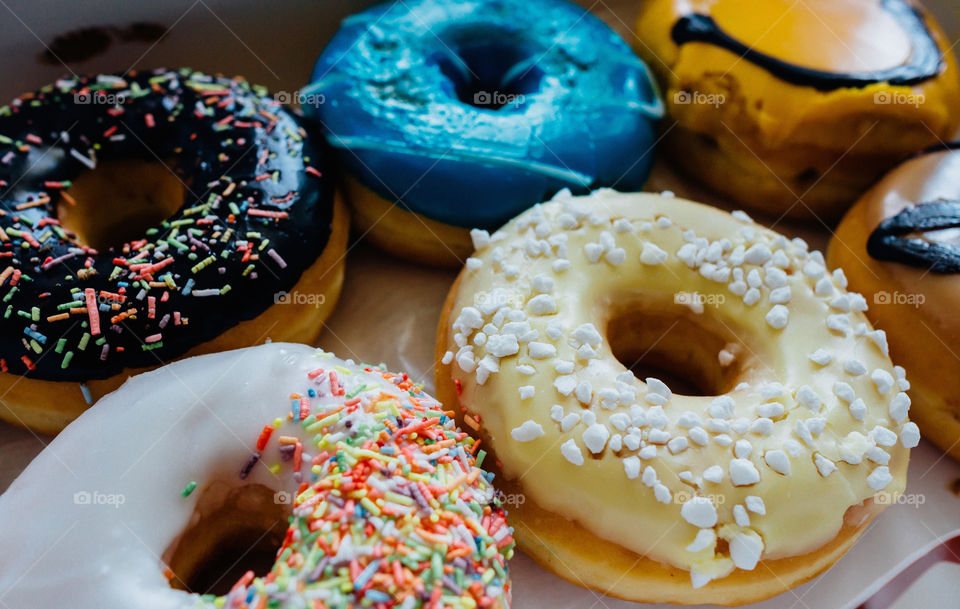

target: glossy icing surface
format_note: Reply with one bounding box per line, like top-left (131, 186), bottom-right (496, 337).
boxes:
top-left (0, 343), bottom-right (512, 609)
top-left (304, 0), bottom-right (663, 230)
top-left (635, 0), bottom-right (960, 154)
top-left (441, 190), bottom-right (914, 587)
top-left (853, 145), bottom-right (960, 327)
top-left (671, 0), bottom-right (941, 90)
top-left (868, 200), bottom-right (960, 272)
top-left (0, 69), bottom-right (335, 381)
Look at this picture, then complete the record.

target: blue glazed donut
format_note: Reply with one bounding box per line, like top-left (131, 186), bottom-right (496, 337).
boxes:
top-left (303, 0), bottom-right (663, 264)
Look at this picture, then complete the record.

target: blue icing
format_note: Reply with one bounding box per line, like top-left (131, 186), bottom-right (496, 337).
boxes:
top-left (304, 0), bottom-right (663, 230)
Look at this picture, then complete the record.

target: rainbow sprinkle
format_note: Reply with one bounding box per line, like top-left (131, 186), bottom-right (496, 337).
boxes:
top-left (197, 358), bottom-right (513, 609)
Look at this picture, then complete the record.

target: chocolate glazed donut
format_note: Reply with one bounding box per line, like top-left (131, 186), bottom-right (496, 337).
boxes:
top-left (0, 68), bottom-right (347, 432)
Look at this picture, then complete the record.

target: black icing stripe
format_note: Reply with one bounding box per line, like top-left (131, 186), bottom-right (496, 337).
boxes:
top-left (867, 201), bottom-right (960, 273)
top-left (671, 0), bottom-right (943, 92)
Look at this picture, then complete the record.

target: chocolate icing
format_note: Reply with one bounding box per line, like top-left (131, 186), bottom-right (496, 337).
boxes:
top-left (867, 201), bottom-right (960, 273)
top-left (671, 0), bottom-right (942, 91)
top-left (0, 68), bottom-right (334, 381)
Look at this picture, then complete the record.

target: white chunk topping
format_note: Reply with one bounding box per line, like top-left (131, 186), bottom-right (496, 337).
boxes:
top-left (730, 459), bottom-right (760, 486)
top-left (765, 305), bottom-right (789, 329)
top-left (561, 439), bottom-right (584, 466)
top-left (511, 420), bottom-right (544, 442)
top-left (681, 496), bottom-right (718, 528)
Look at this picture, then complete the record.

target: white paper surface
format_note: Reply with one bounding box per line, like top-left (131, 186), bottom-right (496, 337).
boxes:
top-left (1, 0), bottom-right (960, 607)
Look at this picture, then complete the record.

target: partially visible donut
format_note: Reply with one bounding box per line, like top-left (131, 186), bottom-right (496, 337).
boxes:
top-left (829, 142), bottom-right (960, 461)
top-left (635, 0), bottom-right (960, 219)
top-left (436, 189), bottom-right (916, 605)
top-left (0, 343), bottom-right (513, 609)
top-left (304, 0), bottom-right (663, 266)
top-left (0, 69), bottom-right (348, 433)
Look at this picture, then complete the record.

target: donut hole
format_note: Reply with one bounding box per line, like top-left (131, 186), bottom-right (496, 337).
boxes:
top-left (606, 299), bottom-right (751, 396)
top-left (57, 159), bottom-right (186, 250)
top-left (164, 482), bottom-right (290, 596)
top-left (433, 35), bottom-right (544, 110)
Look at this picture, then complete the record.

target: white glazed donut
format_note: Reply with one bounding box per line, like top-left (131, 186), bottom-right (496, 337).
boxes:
top-left (0, 343), bottom-right (512, 609)
top-left (434, 190), bottom-right (918, 605)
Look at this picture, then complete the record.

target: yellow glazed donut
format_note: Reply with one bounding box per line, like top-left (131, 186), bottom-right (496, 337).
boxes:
top-left (829, 142), bottom-right (960, 461)
top-left (435, 189), bottom-right (917, 605)
top-left (635, 0), bottom-right (960, 220)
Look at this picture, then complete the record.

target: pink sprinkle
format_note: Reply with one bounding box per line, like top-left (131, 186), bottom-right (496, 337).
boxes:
top-left (267, 248), bottom-right (287, 269)
top-left (247, 208), bottom-right (289, 219)
top-left (84, 288), bottom-right (100, 336)
top-left (307, 367), bottom-right (325, 379)
top-left (173, 311), bottom-right (181, 325)
top-left (147, 296), bottom-right (156, 319)
top-left (145, 334), bottom-right (162, 343)
top-left (329, 371), bottom-right (344, 396)
top-left (299, 397), bottom-right (310, 420)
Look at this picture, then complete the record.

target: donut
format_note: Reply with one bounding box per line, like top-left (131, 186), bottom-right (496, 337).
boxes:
top-left (303, 0), bottom-right (663, 266)
top-left (829, 142), bottom-right (960, 461)
top-left (0, 68), bottom-right (348, 434)
top-left (635, 0), bottom-right (960, 220)
top-left (435, 189), bottom-right (918, 604)
top-left (0, 343), bottom-right (513, 608)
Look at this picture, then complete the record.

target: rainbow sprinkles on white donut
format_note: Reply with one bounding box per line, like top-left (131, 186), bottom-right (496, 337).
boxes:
top-left (0, 343), bottom-right (513, 609)
top-left (438, 189), bottom-right (918, 590)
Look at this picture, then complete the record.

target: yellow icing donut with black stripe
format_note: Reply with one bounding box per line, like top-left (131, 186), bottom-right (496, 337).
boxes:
top-left (435, 189), bottom-right (916, 605)
top-left (635, 0), bottom-right (960, 220)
